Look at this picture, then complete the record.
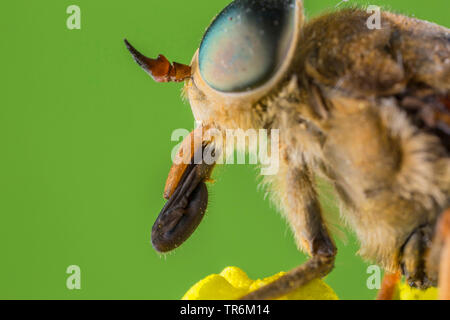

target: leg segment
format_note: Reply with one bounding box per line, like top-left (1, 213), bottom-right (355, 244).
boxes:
top-left (437, 209), bottom-right (450, 300)
top-left (426, 208), bottom-right (450, 300)
top-left (377, 271), bottom-right (401, 300)
top-left (241, 164), bottom-right (336, 300)
top-left (399, 225), bottom-right (434, 289)
top-left (242, 255), bottom-right (334, 300)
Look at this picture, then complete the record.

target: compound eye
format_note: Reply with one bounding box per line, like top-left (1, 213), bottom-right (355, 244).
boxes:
top-left (199, 0), bottom-right (296, 93)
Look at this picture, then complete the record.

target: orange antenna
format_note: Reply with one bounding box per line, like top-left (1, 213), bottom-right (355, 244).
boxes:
top-left (124, 39), bottom-right (191, 82)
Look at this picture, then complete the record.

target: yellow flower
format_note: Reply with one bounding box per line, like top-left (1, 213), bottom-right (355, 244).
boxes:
top-left (182, 266), bottom-right (339, 300)
top-left (395, 283), bottom-right (438, 300)
top-left (182, 266), bottom-right (439, 300)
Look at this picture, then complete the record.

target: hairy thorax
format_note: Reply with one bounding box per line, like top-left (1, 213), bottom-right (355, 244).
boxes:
top-left (184, 7), bottom-right (450, 272)
top-left (263, 80), bottom-right (449, 271)
top-left (313, 100), bottom-right (446, 270)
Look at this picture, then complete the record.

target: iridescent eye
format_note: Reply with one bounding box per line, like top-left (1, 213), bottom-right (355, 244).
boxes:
top-left (199, 0), bottom-right (296, 93)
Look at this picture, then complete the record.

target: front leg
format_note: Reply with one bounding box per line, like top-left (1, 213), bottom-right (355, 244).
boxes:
top-left (242, 164), bottom-right (336, 300)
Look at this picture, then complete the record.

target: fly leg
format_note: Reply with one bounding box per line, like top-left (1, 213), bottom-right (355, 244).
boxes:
top-left (427, 208), bottom-right (450, 300)
top-left (377, 271), bottom-right (401, 300)
top-left (438, 209), bottom-right (450, 300)
top-left (241, 164), bottom-right (336, 300)
top-left (399, 225), bottom-right (434, 289)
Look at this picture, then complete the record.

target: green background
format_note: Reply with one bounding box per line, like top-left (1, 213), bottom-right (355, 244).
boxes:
top-left (1, 0), bottom-right (448, 300)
